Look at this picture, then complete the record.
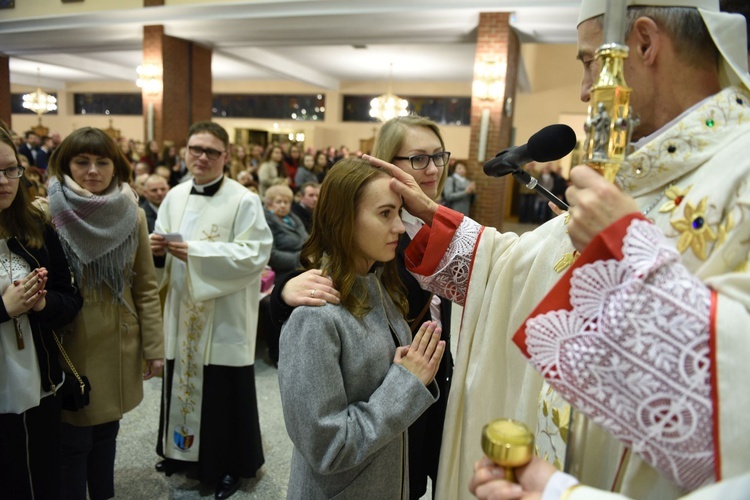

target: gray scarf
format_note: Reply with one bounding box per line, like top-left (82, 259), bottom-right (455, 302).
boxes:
top-left (48, 176), bottom-right (139, 300)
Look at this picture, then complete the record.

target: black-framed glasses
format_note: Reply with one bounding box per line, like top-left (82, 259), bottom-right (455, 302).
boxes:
top-left (0, 166), bottom-right (25, 179)
top-left (188, 145), bottom-right (225, 160)
top-left (392, 151), bottom-right (451, 170)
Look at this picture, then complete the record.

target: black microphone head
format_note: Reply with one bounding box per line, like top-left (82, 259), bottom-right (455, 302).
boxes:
top-left (482, 147), bottom-right (520, 177)
top-left (527, 124), bottom-right (577, 162)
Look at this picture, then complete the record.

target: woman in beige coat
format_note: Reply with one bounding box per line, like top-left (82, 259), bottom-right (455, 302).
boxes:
top-left (47, 127), bottom-right (164, 500)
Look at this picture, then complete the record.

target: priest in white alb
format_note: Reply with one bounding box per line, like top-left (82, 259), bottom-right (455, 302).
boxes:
top-left (151, 121), bottom-right (272, 500)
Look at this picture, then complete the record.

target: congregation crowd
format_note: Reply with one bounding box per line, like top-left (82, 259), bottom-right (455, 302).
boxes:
top-left (2, 1), bottom-right (750, 500)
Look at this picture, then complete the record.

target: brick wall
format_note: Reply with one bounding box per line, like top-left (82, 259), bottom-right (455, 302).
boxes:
top-left (142, 26), bottom-right (212, 147)
top-left (469, 13), bottom-right (519, 230)
top-left (0, 56), bottom-right (12, 129)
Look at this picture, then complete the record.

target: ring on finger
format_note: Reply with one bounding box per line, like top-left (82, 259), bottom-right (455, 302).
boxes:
top-left (310, 289), bottom-right (316, 298)
top-left (23, 283), bottom-right (31, 292)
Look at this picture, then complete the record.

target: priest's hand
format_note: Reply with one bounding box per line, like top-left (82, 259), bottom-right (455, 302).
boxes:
top-left (470, 456), bottom-right (557, 500)
top-left (166, 241), bottom-right (188, 262)
top-left (393, 321), bottom-right (445, 386)
top-left (150, 233), bottom-right (167, 257)
top-left (565, 166), bottom-right (639, 251)
top-left (143, 358), bottom-right (164, 380)
top-left (363, 154), bottom-right (440, 226)
top-left (281, 269), bottom-right (340, 307)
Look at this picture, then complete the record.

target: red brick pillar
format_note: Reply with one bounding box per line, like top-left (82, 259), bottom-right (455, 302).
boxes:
top-left (469, 13), bottom-right (519, 230)
top-left (142, 26), bottom-right (212, 146)
top-left (0, 55), bottom-right (11, 129)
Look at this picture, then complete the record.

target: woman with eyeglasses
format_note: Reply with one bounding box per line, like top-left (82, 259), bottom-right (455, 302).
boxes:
top-left (0, 121), bottom-right (83, 500)
top-left (270, 115), bottom-right (454, 499)
top-left (47, 127), bottom-right (164, 500)
top-left (278, 157), bottom-right (445, 499)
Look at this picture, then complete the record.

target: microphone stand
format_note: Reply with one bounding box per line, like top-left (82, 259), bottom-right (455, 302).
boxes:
top-left (512, 169), bottom-right (569, 211)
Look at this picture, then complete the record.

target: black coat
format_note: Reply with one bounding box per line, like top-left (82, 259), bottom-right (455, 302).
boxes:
top-left (0, 224), bottom-right (84, 393)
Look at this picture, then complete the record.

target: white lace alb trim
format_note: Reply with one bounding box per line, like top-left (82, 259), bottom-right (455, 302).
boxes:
top-left (411, 217), bottom-right (482, 306)
top-left (526, 219), bottom-right (714, 490)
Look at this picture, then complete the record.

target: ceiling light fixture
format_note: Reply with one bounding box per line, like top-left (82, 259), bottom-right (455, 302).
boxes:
top-left (22, 68), bottom-right (58, 122)
top-left (136, 64), bottom-right (163, 95)
top-left (369, 63), bottom-right (409, 122)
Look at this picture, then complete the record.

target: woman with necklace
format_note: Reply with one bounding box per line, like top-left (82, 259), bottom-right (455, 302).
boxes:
top-left (0, 121), bottom-right (83, 500)
top-left (47, 127), bottom-right (164, 500)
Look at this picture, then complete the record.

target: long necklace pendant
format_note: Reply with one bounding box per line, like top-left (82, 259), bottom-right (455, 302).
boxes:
top-left (13, 317), bottom-right (24, 350)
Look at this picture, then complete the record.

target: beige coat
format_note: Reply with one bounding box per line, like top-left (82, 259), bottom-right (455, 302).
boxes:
top-left (61, 209), bottom-right (164, 427)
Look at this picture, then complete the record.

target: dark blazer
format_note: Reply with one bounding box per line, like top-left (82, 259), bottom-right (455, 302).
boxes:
top-left (264, 210), bottom-right (309, 277)
top-left (139, 199), bottom-right (158, 234)
top-left (1, 224), bottom-right (84, 393)
top-left (290, 202), bottom-right (313, 234)
top-left (17, 143), bottom-right (36, 167)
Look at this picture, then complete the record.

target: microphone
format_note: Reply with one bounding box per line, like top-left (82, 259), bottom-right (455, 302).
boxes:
top-left (483, 124), bottom-right (577, 211)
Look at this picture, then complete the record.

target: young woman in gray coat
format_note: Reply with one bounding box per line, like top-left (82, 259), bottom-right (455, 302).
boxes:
top-left (278, 157), bottom-right (445, 499)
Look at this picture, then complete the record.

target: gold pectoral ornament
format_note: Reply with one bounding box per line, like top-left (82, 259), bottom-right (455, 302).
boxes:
top-left (582, 0), bottom-right (637, 183)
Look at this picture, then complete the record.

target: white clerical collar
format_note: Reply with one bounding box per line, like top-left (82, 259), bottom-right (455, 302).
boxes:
top-left (192, 175), bottom-right (224, 195)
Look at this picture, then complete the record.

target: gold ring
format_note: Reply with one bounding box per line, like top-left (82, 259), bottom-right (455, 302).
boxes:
top-left (24, 283), bottom-right (31, 292)
top-left (310, 289), bottom-right (316, 298)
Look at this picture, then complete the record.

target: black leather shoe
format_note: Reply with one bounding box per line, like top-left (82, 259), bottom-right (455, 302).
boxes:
top-left (155, 459), bottom-right (183, 477)
top-left (215, 474), bottom-right (241, 499)
top-left (155, 460), bottom-right (168, 473)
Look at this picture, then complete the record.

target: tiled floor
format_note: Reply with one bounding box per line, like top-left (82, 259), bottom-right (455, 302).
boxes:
top-left (114, 348), bottom-right (293, 499)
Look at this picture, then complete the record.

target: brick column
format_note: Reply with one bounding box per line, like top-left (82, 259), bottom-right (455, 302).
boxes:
top-left (0, 55), bottom-right (11, 129)
top-left (468, 13), bottom-right (519, 230)
top-left (142, 26), bottom-right (212, 146)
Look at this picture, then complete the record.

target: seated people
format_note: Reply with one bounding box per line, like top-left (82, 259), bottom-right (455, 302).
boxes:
top-left (264, 184), bottom-right (308, 279)
top-left (290, 182), bottom-right (319, 234)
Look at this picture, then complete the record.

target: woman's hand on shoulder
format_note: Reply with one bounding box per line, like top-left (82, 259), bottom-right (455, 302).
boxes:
top-left (281, 269), bottom-right (340, 307)
top-left (393, 320), bottom-right (445, 386)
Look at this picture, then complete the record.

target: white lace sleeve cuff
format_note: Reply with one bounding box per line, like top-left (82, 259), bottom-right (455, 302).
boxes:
top-left (409, 216), bottom-right (482, 306)
top-left (525, 218), bottom-right (715, 490)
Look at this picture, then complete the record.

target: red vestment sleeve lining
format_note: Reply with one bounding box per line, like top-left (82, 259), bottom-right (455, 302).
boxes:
top-left (405, 206), bottom-right (464, 275)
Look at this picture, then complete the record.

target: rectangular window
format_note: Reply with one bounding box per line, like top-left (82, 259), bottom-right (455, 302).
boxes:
top-left (74, 93), bottom-right (143, 115)
top-left (212, 94), bottom-right (325, 120)
top-left (343, 95), bottom-right (471, 125)
top-left (11, 93), bottom-right (59, 115)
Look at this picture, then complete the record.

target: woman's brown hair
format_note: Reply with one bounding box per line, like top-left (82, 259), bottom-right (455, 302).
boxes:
top-left (300, 157), bottom-right (407, 318)
top-left (47, 127), bottom-right (133, 185)
top-left (0, 121), bottom-right (46, 248)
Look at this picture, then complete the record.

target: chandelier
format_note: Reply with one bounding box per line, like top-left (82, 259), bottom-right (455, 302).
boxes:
top-left (22, 68), bottom-right (58, 117)
top-left (369, 64), bottom-right (409, 122)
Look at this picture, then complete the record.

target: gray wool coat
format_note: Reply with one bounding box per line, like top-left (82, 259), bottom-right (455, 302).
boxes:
top-left (278, 272), bottom-right (439, 499)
